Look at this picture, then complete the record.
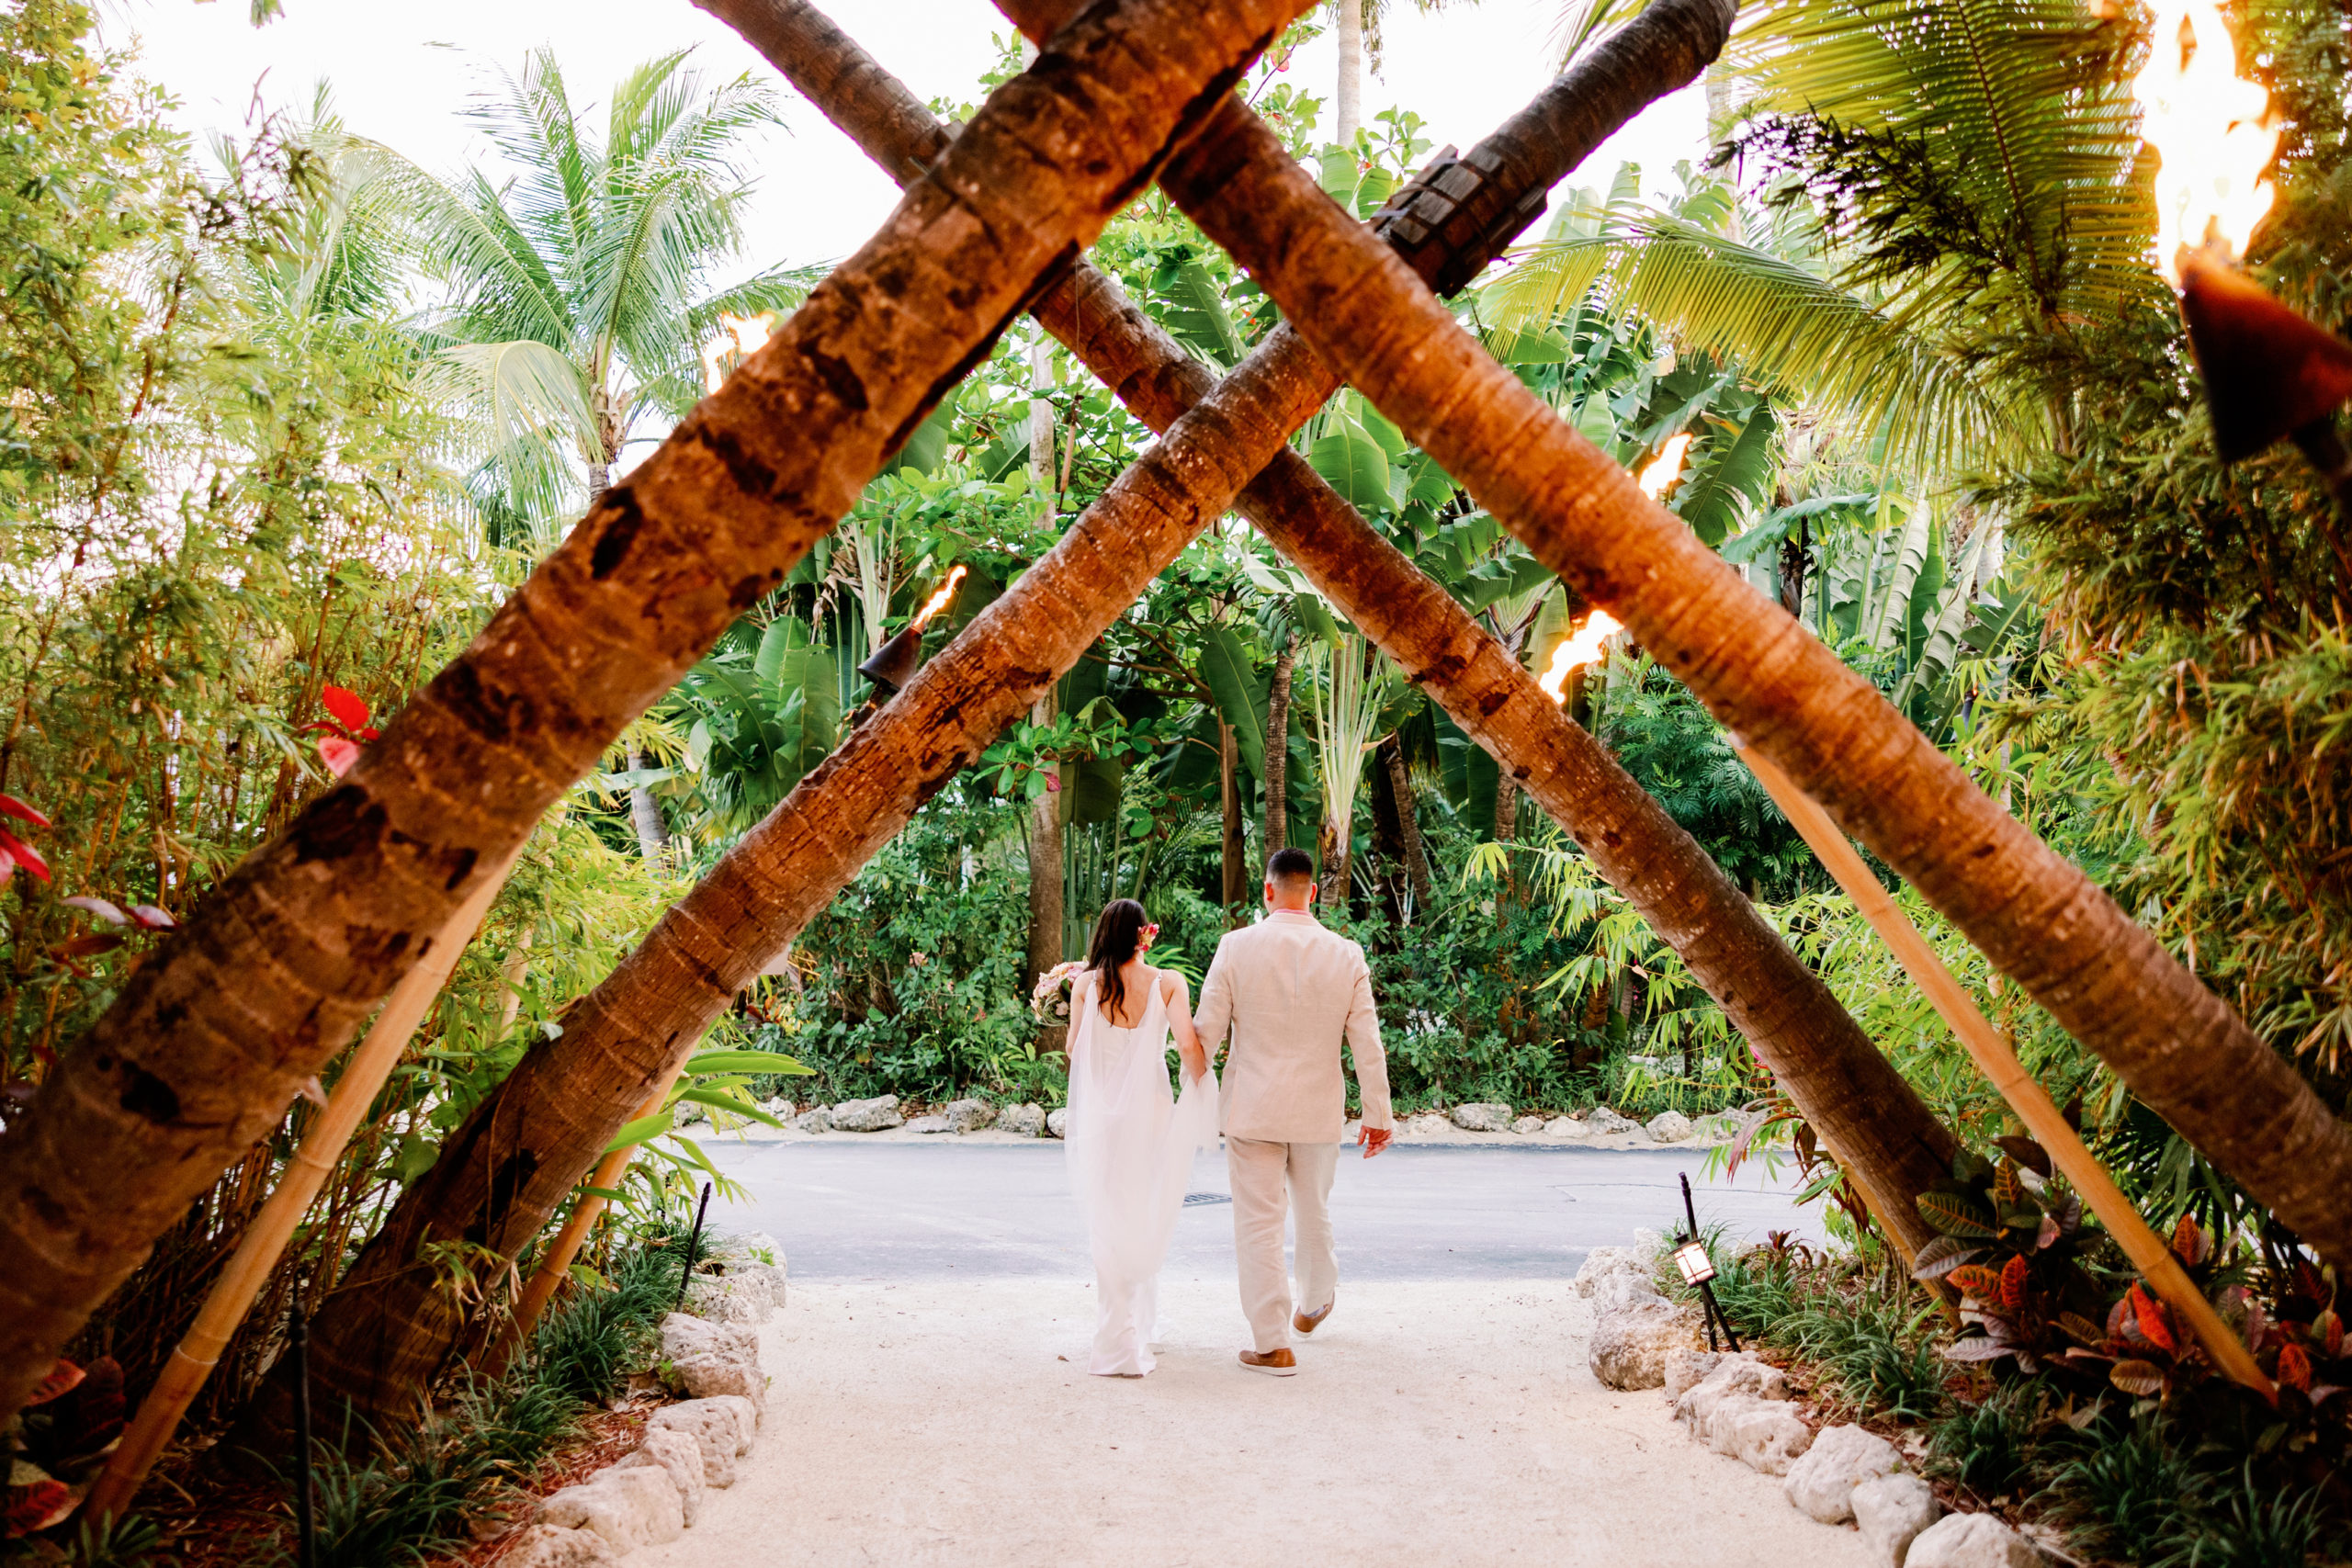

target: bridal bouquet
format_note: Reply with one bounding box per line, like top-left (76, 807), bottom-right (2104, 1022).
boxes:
top-left (1029, 960), bottom-right (1084, 1021)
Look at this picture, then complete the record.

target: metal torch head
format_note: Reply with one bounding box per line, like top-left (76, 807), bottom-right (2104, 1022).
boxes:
top-left (2179, 250), bottom-right (2352, 461)
top-left (856, 625), bottom-right (925, 695)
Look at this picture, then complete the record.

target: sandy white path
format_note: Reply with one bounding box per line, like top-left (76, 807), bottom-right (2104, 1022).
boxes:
top-left (632, 1274), bottom-right (1872, 1568)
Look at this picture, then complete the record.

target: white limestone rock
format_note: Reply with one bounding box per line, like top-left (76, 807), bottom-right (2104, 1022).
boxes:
top-left (1512, 1114), bottom-right (1548, 1134)
top-left (1587, 1107), bottom-right (1640, 1134)
top-left (1046, 1107), bottom-right (1069, 1139)
top-left (1593, 1273), bottom-right (1664, 1310)
top-left (996, 1102), bottom-right (1046, 1138)
top-left (1544, 1115), bottom-right (1591, 1138)
top-left (1673, 1353), bottom-right (1792, 1433)
top-left (1402, 1111), bottom-right (1452, 1139)
top-left (1588, 1298), bottom-right (1700, 1390)
top-left (660, 1311), bottom-right (756, 1368)
top-left (943, 1098), bottom-right (996, 1133)
top-left (904, 1113), bottom-right (952, 1134)
top-left (502, 1525), bottom-right (618, 1567)
top-left (1729, 1402), bottom-right (1814, 1474)
top-left (1448, 1102), bottom-right (1513, 1133)
top-left (830, 1094), bottom-right (903, 1133)
top-left (1645, 1110), bottom-right (1694, 1143)
top-left (1905, 1512), bottom-right (2041, 1568)
top-left (1573, 1246), bottom-right (1653, 1302)
top-left (1854, 1473), bottom-right (1943, 1568)
top-left (795, 1105), bottom-right (833, 1134)
top-left (1785, 1424), bottom-right (1903, 1524)
top-left (1663, 1348), bottom-right (1723, 1401)
top-left (673, 1352), bottom-right (768, 1415)
top-left (648, 1395), bottom-right (758, 1488)
top-left (614, 1428), bottom-right (707, 1528)
top-left (684, 1269), bottom-right (775, 1325)
top-left (537, 1465), bottom-right (684, 1552)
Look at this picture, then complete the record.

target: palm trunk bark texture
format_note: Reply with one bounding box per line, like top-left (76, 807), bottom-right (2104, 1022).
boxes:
top-left (0, 0), bottom-right (1308, 1425)
top-left (1143, 71), bottom-right (2352, 1268)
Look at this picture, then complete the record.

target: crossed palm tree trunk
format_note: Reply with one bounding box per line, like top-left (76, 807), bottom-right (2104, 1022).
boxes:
top-left (0, 0), bottom-right (1319, 1427)
top-left (8, 0), bottom-right (2348, 1448)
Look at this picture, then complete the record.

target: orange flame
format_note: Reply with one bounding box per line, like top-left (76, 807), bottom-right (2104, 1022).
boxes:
top-left (909, 565), bottom-right (968, 632)
top-left (1538, 611), bottom-right (1623, 702)
top-left (2132, 0), bottom-right (2277, 285)
top-left (701, 311), bottom-right (779, 393)
top-left (1635, 434), bottom-right (1692, 501)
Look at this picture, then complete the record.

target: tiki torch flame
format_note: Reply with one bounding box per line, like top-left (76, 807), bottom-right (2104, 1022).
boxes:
top-left (701, 311), bottom-right (779, 393)
top-left (1538, 611), bottom-right (1623, 703)
top-left (1635, 434), bottom-right (1692, 501)
top-left (2132, 0), bottom-right (2278, 285)
top-left (909, 565), bottom-right (968, 632)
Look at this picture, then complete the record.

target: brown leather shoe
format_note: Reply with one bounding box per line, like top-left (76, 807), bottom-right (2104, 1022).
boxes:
top-left (1294, 1299), bottom-right (1334, 1336)
top-left (1238, 1348), bottom-right (1298, 1376)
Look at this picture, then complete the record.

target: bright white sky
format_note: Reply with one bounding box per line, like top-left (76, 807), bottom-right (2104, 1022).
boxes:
top-left (102, 0), bottom-right (1708, 280)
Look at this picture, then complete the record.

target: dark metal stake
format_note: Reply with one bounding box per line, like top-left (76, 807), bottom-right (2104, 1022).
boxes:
top-left (1679, 1171), bottom-right (1740, 1353)
top-left (675, 1181), bottom-right (713, 1314)
top-left (289, 1298), bottom-right (315, 1568)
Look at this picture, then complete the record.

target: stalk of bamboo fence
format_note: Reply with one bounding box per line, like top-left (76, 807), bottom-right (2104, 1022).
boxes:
top-left (488, 1066), bottom-right (688, 1369)
top-left (86, 846), bottom-right (524, 1522)
top-left (1735, 739), bottom-right (2274, 1398)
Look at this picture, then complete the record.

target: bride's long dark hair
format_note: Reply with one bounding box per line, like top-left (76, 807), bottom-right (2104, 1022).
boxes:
top-left (1084, 899), bottom-right (1150, 1021)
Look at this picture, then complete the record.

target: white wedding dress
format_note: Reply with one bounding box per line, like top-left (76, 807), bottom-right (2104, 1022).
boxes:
top-left (1064, 971), bottom-right (1220, 1376)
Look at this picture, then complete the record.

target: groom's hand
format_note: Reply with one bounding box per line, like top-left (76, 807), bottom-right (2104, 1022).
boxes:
top-left (1359, 1126), bottom-right (1393, 1159)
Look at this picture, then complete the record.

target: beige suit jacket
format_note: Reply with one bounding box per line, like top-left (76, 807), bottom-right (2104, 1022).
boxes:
top-left (1193, 910), bottom-right (1393, 1143)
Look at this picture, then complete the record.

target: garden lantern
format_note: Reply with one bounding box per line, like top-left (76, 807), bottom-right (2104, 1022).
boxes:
top-left (1671, 1238), bottom-right (1717, 1289)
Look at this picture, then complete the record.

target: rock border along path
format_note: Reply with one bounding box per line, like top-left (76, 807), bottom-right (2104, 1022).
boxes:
top-left (1577, 1235), bottom-right (2059, 1568)
top-left (500, 1235), bottom-right (787, 1568)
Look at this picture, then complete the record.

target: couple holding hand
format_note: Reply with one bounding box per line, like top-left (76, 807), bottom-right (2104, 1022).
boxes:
top-left (1060, 847), bottom-right (1393, 1377)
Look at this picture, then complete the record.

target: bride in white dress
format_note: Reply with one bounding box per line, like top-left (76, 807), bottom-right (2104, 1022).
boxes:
top-left (1063, 899), bottom-right (1218, 1377)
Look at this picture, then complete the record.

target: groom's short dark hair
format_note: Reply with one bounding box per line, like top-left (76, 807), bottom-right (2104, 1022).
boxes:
top-left (1266, 847), bottom-right (1316, 887)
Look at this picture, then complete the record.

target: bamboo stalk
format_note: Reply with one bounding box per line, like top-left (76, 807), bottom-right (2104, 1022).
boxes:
top-left (87, 845), bottom-right (525, 1522)
top-left (1736, 739), bottom-right (2274, 1398)
top-left (486, 1061), bottom-right (689, 1371)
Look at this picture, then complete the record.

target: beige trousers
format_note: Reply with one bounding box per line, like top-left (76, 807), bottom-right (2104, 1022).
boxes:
top-left (1226, 1136), bottom-right (1340, 1353)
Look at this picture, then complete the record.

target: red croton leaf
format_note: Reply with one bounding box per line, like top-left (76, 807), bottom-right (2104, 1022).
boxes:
top-left (2278, 1342), bottom-right (2313, 1392)
top-left (0, 793), bottom-right (51, 830)
top-left (320, 684), bottom-right (371, 734)
top-left (60, 895), bottom-right (126, 925)
top-left (2171, 1213), bottom-right (2212, 1267)
top-left (1999, 1254), bottom-right (2031, 1313)
top-left (2109, 1358), bottom-right (2166, 1397)
top-left (4, 1477), bottom-right (74, 1540)
top-left (0, 829), bottom-right (51, 884)
top-left (27, 1359), bottom-right (83, 1406)
top-left (317, 735), bottom-right (361, 778)
top-left (129, 904), bottom-right (175, 930)
top-left (1947, 1263), bottom-right (2006, 1303)
top-left (2130, 1284), bottom-right (2179, 1355)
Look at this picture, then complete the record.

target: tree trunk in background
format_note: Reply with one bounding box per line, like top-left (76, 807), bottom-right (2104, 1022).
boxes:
top-left (1029, 331), bottom-right (1058, 527)
top-left (1334, 0), bottom-right (1363, 144)
top-left (1262, 631), bottom-right (1295, 857)
top-left (1025, 694), bottom-right (1064, 998)
top-left (1218, 719), bottom-right (1246, 917)
top-left (1151, 62), bottom-right (2352, 1270)
top-left (0, 0), bottom-right (1312, 1424)
top-left (1384, 737), bottom-right (1430, 915)
top-left (624, 745), bottom-right (671, 863)
top-left (1317, 813), bottom-right (1347, 909)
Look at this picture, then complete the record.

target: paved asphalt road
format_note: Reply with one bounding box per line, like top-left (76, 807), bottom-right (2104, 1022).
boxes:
top-left (695, 1138), bottom-right (1826, 1282)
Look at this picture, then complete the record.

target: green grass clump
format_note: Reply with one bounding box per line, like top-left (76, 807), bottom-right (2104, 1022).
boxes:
top-left (1926, 1382), bottom-right (2041, 1499)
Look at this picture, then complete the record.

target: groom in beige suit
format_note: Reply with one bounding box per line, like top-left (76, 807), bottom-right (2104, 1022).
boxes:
top-left (1193, 847), bottom-right (1393, 1375)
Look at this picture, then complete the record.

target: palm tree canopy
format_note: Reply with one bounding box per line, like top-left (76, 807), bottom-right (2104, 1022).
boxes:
top-left (384, 48), bottom-right (822, 521)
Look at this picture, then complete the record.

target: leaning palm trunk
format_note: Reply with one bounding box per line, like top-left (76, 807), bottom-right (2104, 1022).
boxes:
top-left (0, 0), bottom-right (1307, 1425)
top-left (1144, 78), bottom-right (2352, 1267)
top-left (247, 0), bottom-right (1739, 1443)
